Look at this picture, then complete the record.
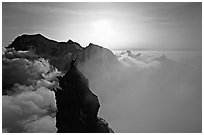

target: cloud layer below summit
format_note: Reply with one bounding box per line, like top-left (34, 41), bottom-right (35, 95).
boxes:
top-left (82, 50), bottom-right (201, 132)
top-left (2, 47), bottom-right (201, 132)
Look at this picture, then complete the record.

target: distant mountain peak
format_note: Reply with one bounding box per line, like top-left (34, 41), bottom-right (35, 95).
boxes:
top-left (119, 50), bottom-right (141, 59)
top-left (158, 54), bottom-right (167, 60)
top-left (126, 50), bottom-right (132, 54)
top-left (153, 54), bottom-right (168, 62)
top-left (126, 50), bottom-right (133, 56)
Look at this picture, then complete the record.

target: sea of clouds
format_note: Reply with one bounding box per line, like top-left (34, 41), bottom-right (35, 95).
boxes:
top-left (80, 50), bottom-right (201, 132)
top-left (2, 48), bottom-right (202, 133)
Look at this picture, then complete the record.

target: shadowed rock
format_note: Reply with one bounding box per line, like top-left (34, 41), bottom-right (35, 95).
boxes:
top-left (7, 34), bottom-right (118, 72)
top-left (55, 59), bottom-right (114, 133)
top-left (7, 34), bottom-right (83, 71)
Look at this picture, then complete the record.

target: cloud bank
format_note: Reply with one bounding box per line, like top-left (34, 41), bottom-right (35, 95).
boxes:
top-left (2, 49), bottom-right (60, 132)
top-left (79, 50), bottom-right (201, 132)
top-left (2, 48), bottom-right (201, 133)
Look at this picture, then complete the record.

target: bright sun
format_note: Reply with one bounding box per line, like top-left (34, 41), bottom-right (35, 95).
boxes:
top-left (92, 20), bottom-right (114, 41)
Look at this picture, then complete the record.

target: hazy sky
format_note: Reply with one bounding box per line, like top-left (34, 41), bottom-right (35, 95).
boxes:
top-left (2, 2), bottom-right (202, 50)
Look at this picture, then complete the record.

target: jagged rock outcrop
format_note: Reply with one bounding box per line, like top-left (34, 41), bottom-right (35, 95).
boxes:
top-left (55, 60), bottom-right (114, 133)
top-left (4, 34), bottom-right (115, 133)
top-left (6, 34), bottom-right (83, 71)
top-left (6, 34), bottom-right (119, 73)
top-left (7, 34), bottom-right (83, 55)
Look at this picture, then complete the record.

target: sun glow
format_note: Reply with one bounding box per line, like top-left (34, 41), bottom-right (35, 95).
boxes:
top-left (92, 20), bottom-right (115, 42)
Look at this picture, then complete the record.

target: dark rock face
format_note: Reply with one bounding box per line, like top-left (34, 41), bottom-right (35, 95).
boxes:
top-left (6, 34), bottom-right (118, 73)
top-left (7, 34), bottom-right (83, 71)
top-left (5, 34), bottom-right (115, 132)
top-left (55, 60), bottom-right (114, 133)
top-left (7, 34), bottom-right (83, 55)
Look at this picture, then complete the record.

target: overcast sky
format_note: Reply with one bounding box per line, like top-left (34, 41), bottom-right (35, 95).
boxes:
top-left (2, 2), bottom-right (202, 50)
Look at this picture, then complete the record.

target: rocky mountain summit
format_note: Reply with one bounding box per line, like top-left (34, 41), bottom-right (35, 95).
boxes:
top-left (7, 34), bottom-right (83, 55)
top-left (6, 34), bottom-right (115, 133)
top-left (7, 34), bottom-right (117, 72)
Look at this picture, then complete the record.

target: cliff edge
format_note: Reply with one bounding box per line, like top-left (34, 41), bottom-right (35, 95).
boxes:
top-left (55, 60), bottom-right (114, 133)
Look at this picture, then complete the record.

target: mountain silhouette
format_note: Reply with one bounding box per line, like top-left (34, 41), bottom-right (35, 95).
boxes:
top-left (55, 59), bottom-right (114, 133)
top-left (7, 34), bottom-right (118, 72)
top-left (7, 34), bottom-right (83, 55)
top-left (7, 34), bottom-right (83, 71)
top-left (6, 34), bottom-right (115, 132)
